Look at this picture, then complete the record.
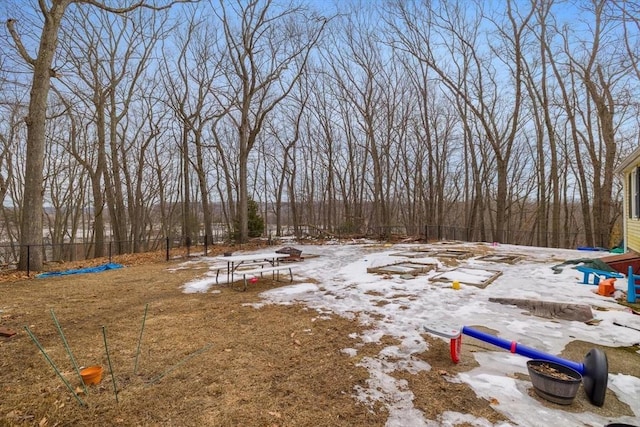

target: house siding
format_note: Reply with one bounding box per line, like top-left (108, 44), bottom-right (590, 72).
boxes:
top-left (629, 218), bottom-right (640, 253)
top-left (618, 148), bottom-right (640, 254)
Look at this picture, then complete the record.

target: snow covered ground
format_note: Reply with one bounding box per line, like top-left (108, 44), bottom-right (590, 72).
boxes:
top-left (181, 242), bottom-right (640, 426)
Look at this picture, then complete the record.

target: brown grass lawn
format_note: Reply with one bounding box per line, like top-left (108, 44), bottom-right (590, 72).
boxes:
top-left (1, 246), bottom-right (638, 426)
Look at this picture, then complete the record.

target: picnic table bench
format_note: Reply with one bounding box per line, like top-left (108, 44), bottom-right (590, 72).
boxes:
top-left (233, 265), bottom-right (295, 291)
top-left (575, 265), bottom-right (623, 285)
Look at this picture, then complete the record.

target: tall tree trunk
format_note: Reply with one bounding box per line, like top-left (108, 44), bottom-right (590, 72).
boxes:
top-left (238, 121), bottom-right (250, 242)
top-left (194, 133), bottom-right (213, 244)
top-left (181, 124), bottom-right (192, 243)
top-left (10, 3), bottom-right (69, 271)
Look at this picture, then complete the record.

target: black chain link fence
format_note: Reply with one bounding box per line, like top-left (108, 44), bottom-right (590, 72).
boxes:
top-left (0, 224), bottom-right (615, 275)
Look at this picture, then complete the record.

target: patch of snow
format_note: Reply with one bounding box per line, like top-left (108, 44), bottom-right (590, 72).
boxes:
top-left (177, 243), bottom-right (640, 426)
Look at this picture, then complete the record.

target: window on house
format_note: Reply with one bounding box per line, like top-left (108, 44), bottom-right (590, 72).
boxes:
top-left (630, 172), bottom-right (634, 218)
top-left (636, 166), bottom-right (640, 219)
top-left (632, 166), bottom-right (640, 219)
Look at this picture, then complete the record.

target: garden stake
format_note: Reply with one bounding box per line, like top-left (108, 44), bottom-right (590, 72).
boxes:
top-left (102, 326), bottom-right (119, 403)
top-left (50, 309), bottom-right (88, 396)
top-left (24, 326), bottom-right (86, 407)
top-left (147, 343), bottom-right (213, 385)
top-left (133, 303), bottom-right (149, 375)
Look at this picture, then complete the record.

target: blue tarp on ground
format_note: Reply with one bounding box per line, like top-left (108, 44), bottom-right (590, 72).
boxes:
top-left (36, 262), bottom-right (123, 278)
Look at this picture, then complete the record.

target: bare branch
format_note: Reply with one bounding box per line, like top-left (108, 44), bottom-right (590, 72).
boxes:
top-left (37, 0), bottom-right (48, 14)
top-left (6, 19), bottom-right (36, 65)
top-left (78, 0), bottom-right (199, 14)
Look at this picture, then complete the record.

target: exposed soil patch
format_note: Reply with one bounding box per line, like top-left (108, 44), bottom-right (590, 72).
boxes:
top-left (401, 335), bottom-right (507, 424)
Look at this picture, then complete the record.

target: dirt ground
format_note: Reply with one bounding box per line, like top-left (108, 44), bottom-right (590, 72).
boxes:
top-left (1, 246), bottom-right (639, 426)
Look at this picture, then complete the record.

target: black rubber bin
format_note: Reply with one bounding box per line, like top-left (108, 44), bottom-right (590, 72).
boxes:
top-left (276, 247), bottom-right (302, 261)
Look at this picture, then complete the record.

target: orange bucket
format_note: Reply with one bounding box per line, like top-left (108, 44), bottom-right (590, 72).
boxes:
top-left (597, 278), bottom-right (616, 297)
top-left (80, 365), bottom-right (104, 385)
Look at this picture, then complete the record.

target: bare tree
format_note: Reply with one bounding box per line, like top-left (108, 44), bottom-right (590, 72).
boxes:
top-left (572, 0), bottom-right (631, 247)
top-left (0, 103), bottom-right (21, 250)
top-left (6, 0), bottom-right (193, 271)
top-left (397, 53), bottom-right (460, 235)
top-left (386, 0), bottom-right (534, 243)
top-left (543, 0), bottom-right (633, 247)
top-left (161, 9), bottom-right (229, 245)
top-left (610, 0), bottom-right (640, 81)
top-left (151, 127), bottom-right (182, 241)
top-left (217, 0), bottom-right (326, 242)
top-left (121, 80), bottom-right (168, 251)
top-left (260, 89), bottom-right (307, 237)
top-left (311, 61), bottom-right (369, 234)
top-left (209, 121), bottom-right (240, 238)
top-left (325, 21), bottom-right (381, 234)
top-left (42, 109), bottom-right (88, 261)
top-left (55, 4), bottom-right (173, 255)
top-left (519, 0), bottom-right (563, 247)
top-left (301, 69), bottom-right (335, 234)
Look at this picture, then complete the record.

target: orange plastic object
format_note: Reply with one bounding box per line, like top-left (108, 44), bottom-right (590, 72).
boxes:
top-left (597, 278), bottom-right (616, 297)
top-left (80, 365), bottom-right (104, 385)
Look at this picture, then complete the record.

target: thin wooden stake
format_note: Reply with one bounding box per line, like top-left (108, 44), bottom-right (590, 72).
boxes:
top-left (102, 326), bottom-right (119, 403)
top-left (50, 309), bottom-right (88, 396)
top-left (24, 326), bottom-right (86, 407)
top-left (133, 303), bottom-right (149, 375)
